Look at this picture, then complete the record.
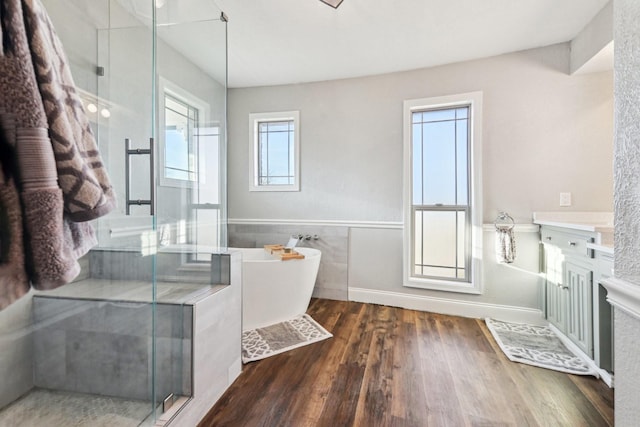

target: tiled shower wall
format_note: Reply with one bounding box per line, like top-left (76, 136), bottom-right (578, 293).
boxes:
top-left (32, 297), bottom-right (192, 401)
top-left (228, 223), bottom-right (349, 301)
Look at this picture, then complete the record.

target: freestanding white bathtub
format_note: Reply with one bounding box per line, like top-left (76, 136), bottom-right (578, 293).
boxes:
top-left (234, 247), bottom-right (321, 331)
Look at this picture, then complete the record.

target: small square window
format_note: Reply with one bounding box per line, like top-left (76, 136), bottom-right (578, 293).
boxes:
top-left (249, 111), bottom-right (300, 192)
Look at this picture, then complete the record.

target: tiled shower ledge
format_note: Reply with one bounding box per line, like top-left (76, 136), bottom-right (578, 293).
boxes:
top-left (34, 279), bottom-right (224, 305)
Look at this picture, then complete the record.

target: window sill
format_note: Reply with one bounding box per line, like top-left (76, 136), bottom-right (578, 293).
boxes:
top-left (404, 278), bottom-right (482, 295)
top-left (249, 185), bottom-right (300, 192)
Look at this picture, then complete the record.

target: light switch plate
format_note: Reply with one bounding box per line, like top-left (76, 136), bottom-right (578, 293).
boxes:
top-left (559, 192), bottom-right (572, 207)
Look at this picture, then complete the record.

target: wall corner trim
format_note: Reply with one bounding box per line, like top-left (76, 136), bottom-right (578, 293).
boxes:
top-left (348, 287), bottom-right (544, 324)
top-left (602, 277), bottom-right (640, 321)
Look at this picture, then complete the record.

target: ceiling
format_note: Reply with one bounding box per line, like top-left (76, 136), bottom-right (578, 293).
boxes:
top-left (212, 0), bottom-right (610, 88)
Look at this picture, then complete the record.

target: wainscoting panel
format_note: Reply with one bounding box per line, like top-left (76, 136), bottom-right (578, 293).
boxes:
top-left (229, 220), bottom-right (543, 322)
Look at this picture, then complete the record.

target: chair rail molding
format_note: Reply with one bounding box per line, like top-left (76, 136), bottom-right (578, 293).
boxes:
top-left (228, 218), bottom-right (403, 229)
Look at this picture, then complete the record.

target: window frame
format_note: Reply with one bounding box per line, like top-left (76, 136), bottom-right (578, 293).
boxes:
top-left (249, 111), bottom-right (300, 192)
top-left (402, 92), bottom-right (483, 294)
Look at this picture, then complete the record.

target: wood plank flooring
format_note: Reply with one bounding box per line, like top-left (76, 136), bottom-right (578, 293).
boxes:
top-left (198, 299), bottom-right (614, 427)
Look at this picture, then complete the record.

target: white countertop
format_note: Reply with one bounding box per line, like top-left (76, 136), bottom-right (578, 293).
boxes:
top-left (532, 211), bottom-right (614, 233)
top-left (533, 211), bottom-right (614, 252)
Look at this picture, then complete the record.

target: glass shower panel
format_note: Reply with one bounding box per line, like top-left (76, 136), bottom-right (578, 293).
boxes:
top-left (150, 2), bottom-right (228, 419)
top-left (0, 0), bottom-right (227, 424)
top-left (153, 0), bottom-right (228, 419)
top-left (96, 1), bottom-right (176, 422)
top-left (69, 0), bottom-right (160, 423)
top-left (0, 0), bottom-right (158, 425)
top-left (155, 2), bottom-right (228, 258)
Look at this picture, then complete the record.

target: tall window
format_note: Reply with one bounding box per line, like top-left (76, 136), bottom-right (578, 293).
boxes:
top-left (403, 92), bottom-right (483, 294)
top-left (249, 111), bottom-right (300, 191)
top-left (157, 78), bottom-right (222, 256)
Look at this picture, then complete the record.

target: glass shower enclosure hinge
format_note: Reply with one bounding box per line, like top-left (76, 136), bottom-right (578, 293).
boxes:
top-left (162, 393), bottom-right (175, 413)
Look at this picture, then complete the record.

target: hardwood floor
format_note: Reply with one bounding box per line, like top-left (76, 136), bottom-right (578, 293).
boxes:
top-left (199, 299), bottom-right (614, 427)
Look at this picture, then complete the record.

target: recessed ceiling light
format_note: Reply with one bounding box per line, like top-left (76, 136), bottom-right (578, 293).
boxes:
top-left (320, 0), bottom-right (344, 9)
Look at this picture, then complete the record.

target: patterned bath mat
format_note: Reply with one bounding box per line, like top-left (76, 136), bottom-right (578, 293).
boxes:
top-left (242, 314), bottom-right (332, 363)
top-left (486, 318), bottom-right (598, 377)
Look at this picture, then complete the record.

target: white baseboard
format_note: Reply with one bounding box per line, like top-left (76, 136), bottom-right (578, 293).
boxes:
top-left (348, 287), bottom-right (544, 324)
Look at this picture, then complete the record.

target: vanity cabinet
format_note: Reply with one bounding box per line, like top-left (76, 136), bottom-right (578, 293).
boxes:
top-left (541, 226), bottom-right (595, 357)
top-left (565, 261), bottom-right (593, 355)
top-left (544, 245), bottom-right (568, 331)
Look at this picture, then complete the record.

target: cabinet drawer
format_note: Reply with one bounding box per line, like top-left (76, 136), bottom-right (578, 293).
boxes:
top-left (541, 228), bottom-right (593, 257)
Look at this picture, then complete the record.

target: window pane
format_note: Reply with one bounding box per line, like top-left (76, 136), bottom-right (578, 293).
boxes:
top-left (420, 210), bottom-right (457, 269)
top-left (422, 120), bottom-right (456, 205)
top-left (266, 121), bottom-right (291, 132)
top-left (456, 119), bottom-right (468, 205)
top-left (165, 128), bottom-right (189, 176)
top-left (289, 133), bottom-right (295, 176)
top-left (456, 107), bottom-right (468, 119)
top-left (193, 207), bottom-right (220, 260)
top-left (413, 209), bottom-right (467, 280)
top-left (414, 210), bottom-right (424, 269)
top-left (266, 130), bottom-right (291, 177)
top-left (259, 132), bottom-right (269, 180)
top-left (412, 122), bottom-right (423, 205)
top-left (422, 109), bottom-right (455, 122)
top-left (422, 266), bottom-right (457, 278)
top-left (457, 210), bottom-right (466, 279)
top-left (267, 177), bottom-right (292, 185)
top-left (197, 132), bottom-right (219, 189)
top-left (164, 94), bottom-right (198, 182)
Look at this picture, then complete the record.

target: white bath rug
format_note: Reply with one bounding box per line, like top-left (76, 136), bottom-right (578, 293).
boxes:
top-left (486, 318), bottom-right (598, 377)
top-left (242, 314), bottom-right (332, 363)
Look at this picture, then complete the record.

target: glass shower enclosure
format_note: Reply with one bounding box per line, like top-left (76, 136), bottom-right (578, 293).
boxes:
top-left (0, 0), bottom-right (227, 425)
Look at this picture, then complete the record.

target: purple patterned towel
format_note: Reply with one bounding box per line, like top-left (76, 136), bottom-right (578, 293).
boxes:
top-left (1, 0), bottom-right (115, 220)
top-left (0, 0), bottom-right (113, 303)
top-left (0, 136), bottom-right (30, 309)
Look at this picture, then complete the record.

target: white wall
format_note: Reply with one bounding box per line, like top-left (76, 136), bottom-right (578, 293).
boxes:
top-left (229, 43), bottom-right (613, 224)
top-left (228, 43), bottom-right (613, 317)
